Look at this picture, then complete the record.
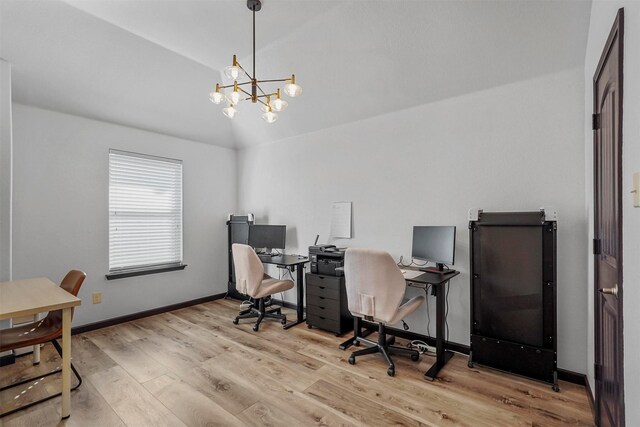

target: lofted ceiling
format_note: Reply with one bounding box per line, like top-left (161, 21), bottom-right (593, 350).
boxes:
top-left (1, 0), bottom-right (591, 149)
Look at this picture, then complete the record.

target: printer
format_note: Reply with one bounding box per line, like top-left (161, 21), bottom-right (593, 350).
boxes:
top-left (308, 245), bottom-right (345, 276)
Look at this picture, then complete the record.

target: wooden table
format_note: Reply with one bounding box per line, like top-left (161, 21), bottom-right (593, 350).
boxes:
top-left (0, 277), bottom-right (81, 419)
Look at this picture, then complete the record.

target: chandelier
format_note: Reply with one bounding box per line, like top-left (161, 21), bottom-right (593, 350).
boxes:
top-left (209, 0), bottom-right (302, 123)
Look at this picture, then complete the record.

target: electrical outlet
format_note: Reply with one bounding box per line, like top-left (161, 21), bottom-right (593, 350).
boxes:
top-left (92, 292), bottom-right (102, 304)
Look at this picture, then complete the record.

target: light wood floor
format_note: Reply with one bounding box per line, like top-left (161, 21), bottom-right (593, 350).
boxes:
top-left (1, 299), bottom-right (594, 426)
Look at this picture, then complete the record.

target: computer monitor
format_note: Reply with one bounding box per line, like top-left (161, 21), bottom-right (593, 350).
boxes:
top-left (411, 226), bottom-right (456, 272)
top-left (248, 225), bottom-right (286, 252)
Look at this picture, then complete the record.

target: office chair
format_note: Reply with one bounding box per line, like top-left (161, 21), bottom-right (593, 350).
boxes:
top-left (344, 248), bottom-right (425, 376)
top-left (231, 244), bottom-right (293, 331)
top-left (0, 270), bottom-right (86, 417)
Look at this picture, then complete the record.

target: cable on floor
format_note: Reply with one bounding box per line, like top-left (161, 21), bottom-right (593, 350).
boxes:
top-left (408, 340), bottom-right (432, 354)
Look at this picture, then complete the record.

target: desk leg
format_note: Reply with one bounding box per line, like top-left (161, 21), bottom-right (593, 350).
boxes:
top-left (32, 344), bottom-right (40, 365)
top-left (61, 307), bottom-right (71, 419)
top-left (283, 265), bottom-right (306, 330)
top-left (424, 282), bottom-right (454, 381)
top-left (32, 315), bottom-right (41, 365)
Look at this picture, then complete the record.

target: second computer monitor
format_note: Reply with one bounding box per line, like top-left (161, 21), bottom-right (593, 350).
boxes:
top-left (412, 226), bottom-right (456, 270)
top-left (249, 225), bottom-right (286, 251)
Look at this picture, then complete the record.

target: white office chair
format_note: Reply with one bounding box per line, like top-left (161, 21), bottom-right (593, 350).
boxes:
top-left (232, 243), bottom-right (294, 331)
top-left (344, 248), bottom-right (426, 376)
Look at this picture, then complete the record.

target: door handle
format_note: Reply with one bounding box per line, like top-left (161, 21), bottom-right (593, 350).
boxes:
top-left (599, 284), bottom-right (618, 297)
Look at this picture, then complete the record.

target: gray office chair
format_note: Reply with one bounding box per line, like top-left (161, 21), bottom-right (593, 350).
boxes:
top-left (231, 243), bottom-right (294, 331)
top-left (344, 248), bottom-right (426, 376)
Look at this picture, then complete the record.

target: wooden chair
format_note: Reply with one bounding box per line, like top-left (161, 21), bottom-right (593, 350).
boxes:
top-left (0, 270), bottom-right (86, 417)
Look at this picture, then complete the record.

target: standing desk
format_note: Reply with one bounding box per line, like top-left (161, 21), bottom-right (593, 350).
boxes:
top-left (0, 277), bottom-right (81, 419)
top-left (340, 267), bottom-right (459, 381)
top-left (260, 255), bottom-right (309, 330)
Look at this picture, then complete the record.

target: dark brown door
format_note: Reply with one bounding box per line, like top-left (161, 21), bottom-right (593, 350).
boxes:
top-left (593, 8), bottom-right (624, 427)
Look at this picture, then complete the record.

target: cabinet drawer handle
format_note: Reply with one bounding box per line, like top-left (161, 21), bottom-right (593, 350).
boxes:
top-left (319, 316), bottom-right (325, 320)
top-left (319, 296), bottom-right (325, 300)
top-left (319, 286), bottom-right (325, 289)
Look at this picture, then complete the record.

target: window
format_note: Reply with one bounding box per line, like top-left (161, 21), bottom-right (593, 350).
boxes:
top-left (108, 149), bottom-right (184, 278)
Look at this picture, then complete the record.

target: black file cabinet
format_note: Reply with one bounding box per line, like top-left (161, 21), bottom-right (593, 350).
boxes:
top-left (306, 273), bottom-right (352, 335)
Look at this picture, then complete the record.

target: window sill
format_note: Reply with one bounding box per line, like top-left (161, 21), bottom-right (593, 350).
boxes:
top-left (105, 264), bottom-right (187, 280)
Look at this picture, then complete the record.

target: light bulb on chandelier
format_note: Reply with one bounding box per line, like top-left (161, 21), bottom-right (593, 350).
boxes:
top-left (226, 81), bottom-right (242, 105)
top-left (283, 74), bottom-right (302, 98)
top-left (270, 89), bottom-right (288, 111)
top-left (224, 55), bottom-right (246, 80)
top-left (262, 107), bottom-right (278, 124)
top-left (209, 84), bottom-right (226, 104)
top-left (222, 104), bottom-right (238, 119)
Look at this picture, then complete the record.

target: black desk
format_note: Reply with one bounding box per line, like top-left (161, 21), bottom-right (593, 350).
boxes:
top-left (260, 255), bottom-right (309, 330)
top-left (340, 268), bottom-right (459, 381)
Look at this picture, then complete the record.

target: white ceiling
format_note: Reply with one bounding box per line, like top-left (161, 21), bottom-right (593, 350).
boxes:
top-left (1, 0), bottom-right (236, 148)
top-left (1, 0), bottom-right (591, 149)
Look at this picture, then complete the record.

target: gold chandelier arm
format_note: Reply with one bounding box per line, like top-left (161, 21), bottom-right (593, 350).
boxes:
top-left (254, 92), bottom-right (277, 99)
top-left (239, 87), bottom-right (253, 97)
top-left (255, 77), bottom-right (292, 84)
top-left (236, 62), bottom-right (253, 80)
top-left (217, 81), bottom-right (252, 90)
top-left (255, 81), bottom-right (268, 97)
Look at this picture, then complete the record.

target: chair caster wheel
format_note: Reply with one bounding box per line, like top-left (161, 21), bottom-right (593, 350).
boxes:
top-left (307, 324), bottom-right (313, 329)
top-left (348, 356), bottom-right (356, 365)
top-left (232, 318), bottom-right (239, 325)
top-left (387, 367), bottom-right (395, 377)
top-left (552, 385), bottom-right (560, 392)
top-left (353, 340), bottom-right (360, 347)
top-left (468, 361), bottom-right (474, 368)
top-left (281, 318), bottom-right (287, 325)
top-left (411, 353), bottom-right (420, 362)
top-left (252, 324), bottom-right (259, 332)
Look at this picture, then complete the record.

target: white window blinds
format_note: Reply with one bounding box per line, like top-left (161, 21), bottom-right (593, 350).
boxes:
top-left (109, 149), bottom-right (183, 272)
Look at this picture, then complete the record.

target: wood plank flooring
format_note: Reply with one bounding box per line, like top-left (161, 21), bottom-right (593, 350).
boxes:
top-left (0, 299), bottom-right (594, 426)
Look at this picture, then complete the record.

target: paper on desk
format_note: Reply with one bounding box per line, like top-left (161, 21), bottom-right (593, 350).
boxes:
top-left (330, 202), bottom-right (352, 238)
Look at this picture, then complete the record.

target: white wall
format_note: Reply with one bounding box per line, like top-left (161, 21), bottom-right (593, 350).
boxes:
top-left (0, 59), bottom-right (13, 339)
top-left (585, 2), bottom-right (640, 424)
top-left (11, 104), bottom-right (236, 327)
top-left (0, 59), bottom-right (12, 282)
top-left (238, 68), bottom-right (587, 373)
